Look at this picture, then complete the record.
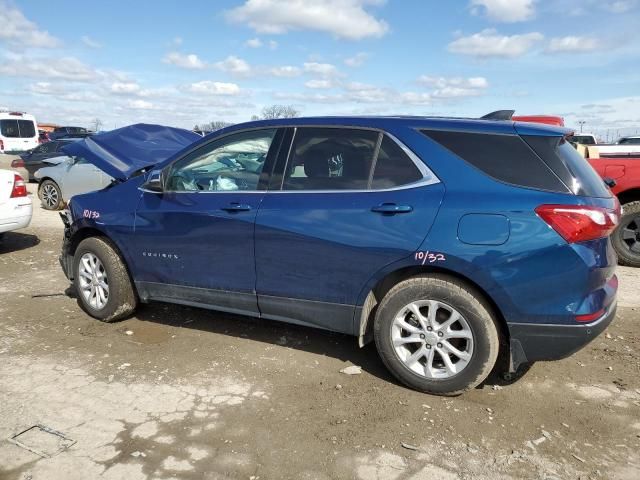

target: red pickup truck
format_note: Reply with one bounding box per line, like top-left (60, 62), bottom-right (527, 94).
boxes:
top-left (587, 153), bottom-right (640, 267)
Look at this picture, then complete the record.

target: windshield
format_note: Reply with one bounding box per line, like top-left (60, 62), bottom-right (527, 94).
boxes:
top-left (1, 119), bottom-right (37, 138)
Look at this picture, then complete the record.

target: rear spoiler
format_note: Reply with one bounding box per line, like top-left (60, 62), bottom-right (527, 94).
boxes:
top-left (480, 110), bottom-right (515, 121)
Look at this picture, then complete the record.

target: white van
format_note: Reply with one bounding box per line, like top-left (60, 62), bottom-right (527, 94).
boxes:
top-left (0, 111), bottom-right (39, 153)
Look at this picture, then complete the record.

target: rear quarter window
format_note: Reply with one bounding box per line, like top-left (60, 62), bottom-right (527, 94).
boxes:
top-left (422, 130), bottom-right (569, 193)
top-left (523, 136), bottom-right (611, 198)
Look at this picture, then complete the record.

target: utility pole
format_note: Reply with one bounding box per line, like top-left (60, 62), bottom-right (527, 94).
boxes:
top-left (578, 120), bottom-right (586, 133)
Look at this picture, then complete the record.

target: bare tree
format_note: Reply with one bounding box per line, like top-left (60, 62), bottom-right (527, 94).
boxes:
top-left (91, 118), bottom-right (103, 132)
top-left (259, 104), bottom-right (300, 120)
top-left (194, 120), bottom-right (233, 133)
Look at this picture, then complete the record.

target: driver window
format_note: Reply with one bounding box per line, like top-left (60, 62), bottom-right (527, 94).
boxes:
top-left (167, 129), bottom-right (276, 192)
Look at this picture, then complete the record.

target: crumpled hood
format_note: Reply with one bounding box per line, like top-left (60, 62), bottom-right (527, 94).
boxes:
top-left (60, 123), bottom-right (200, 181)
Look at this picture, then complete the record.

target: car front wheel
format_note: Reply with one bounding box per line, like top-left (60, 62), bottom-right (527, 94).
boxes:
top-left (73, 237), bottom-right (137, 322)
top-left (374, 274), bottom-right (500, 396)
top-left (38, 179), bottom-right (63, 210)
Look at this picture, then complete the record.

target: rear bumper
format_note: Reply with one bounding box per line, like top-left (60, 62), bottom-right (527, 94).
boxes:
top-left (0, 201), bottom-right (32, 234)
top-left (508, 300), bottom-right (617, 370)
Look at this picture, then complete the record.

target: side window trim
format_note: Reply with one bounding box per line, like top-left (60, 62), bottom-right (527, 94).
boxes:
top-left (161, 127), bottom-right (283, 193)
top-left (271, 127), bottom-right (439, 193)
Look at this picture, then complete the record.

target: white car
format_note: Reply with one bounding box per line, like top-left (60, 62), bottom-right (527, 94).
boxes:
top-left (0, 169), bottom-right (32, 238)
top-left (0, 111), bottom-right (39, 153)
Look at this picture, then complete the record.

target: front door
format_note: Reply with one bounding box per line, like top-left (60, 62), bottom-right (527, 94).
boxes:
top-left (255, 127), bottom-right (445, 334)
top-left (132, 128), bottom-right (281, 315)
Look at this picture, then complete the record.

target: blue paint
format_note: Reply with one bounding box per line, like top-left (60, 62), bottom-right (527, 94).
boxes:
top-left (64, 115), bottom-right (618, 357)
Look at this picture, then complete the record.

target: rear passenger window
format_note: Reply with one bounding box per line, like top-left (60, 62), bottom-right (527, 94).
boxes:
top-left (283, 127), bottom-right (379, 190)
top-left (371, 135), bottom-right (423, 189)
top-left (422, 130), bottom-right (569, 193)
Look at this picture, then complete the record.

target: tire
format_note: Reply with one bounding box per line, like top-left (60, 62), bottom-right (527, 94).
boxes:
top-left (374, 274), bottom-right (500, 396)
top-left (612, 201), bottom-right (640, 268)
top-left (73, 237), bottom-right (137, 322)
top-left (38, 179), bottom-right (63, 210)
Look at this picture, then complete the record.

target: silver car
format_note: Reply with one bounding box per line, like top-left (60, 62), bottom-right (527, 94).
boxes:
top-left (34, 156), bottom-right (113, 210)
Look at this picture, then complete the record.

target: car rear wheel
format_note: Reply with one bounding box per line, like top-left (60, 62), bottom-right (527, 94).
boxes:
top-left (73, 237), bottom-right (137, 322)
top-left (374, 274), bottom-right (500, 396)
top-left (38, 179), bottom-right (63, 210)
top-left (612, 201), bottom-right (640, 268)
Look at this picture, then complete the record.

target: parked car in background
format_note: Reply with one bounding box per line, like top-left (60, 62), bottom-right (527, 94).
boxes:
top-left (570, 133), bottom-right (598, 145)
top-left (512, 115), bottom-right (565, 126)
top-left (587, 150), bottom-right (640, 267)
top-left (617, 136), bottom-right (640, 145)
top-left (0, 111), bottom-right (39, 153)
top-left (58, 114), bottom-right (619, 396)
top-left (49, 126), bottom-right (91, 141)
top-left (0, 170), bottom-right (32, 239)
top-left (12, 138), bottom-right (82, 181)
top-left (35, 156), bottom-right (114, 210)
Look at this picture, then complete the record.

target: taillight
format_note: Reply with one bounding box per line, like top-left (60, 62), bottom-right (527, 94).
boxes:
top-left (535, 204), bottom-right (619, 243)
top-left (11, 158), bottom-right (25, 168)
top-left (0, 139), bottom-right (4, 151)
top-left (10, 174), bottom-right (27, 198)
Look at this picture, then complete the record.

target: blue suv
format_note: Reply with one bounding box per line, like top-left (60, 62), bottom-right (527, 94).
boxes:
top-left (59, 115), bottom-right (619, 395)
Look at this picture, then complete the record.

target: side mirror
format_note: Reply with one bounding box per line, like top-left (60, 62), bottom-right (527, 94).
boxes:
top-left (141, 170), bottom-right (164, 193)
top-left (603, 177), bottom-right (616, 189)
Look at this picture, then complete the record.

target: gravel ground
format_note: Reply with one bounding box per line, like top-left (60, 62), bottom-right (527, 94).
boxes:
top-left (0, 176), bottom-right (639, 480)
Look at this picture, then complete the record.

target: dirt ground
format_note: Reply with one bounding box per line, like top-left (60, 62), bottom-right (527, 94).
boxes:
top-left (1, 166), bottom-right (639, 480)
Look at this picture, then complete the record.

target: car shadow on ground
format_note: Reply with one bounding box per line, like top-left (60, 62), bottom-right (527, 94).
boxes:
top-left (0, 232), bottom-right (40, 254)
top-left (63, 286), bottom-right (531, 390)
top-left (121, 298), bottom-right (400, 387)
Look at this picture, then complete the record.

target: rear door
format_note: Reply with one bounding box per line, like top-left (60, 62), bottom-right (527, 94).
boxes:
top-left (131, 128), bottom-right (283, 315)
top-left (254, 127), bottom-right (445, 334)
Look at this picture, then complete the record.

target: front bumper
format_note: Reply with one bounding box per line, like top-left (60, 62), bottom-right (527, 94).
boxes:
top-left (508, 300), bottom-right (617, 371)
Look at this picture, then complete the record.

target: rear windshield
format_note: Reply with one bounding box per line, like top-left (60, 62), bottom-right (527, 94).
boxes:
top-left (523, 136), bottom-right (611, 198)
top-left (0, 119), bottom-right (37, 138)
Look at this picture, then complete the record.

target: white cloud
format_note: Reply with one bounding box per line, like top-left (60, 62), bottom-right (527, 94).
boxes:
top-left (187, 81), bottom-right (242, 96)
top-left (215, 55), bottom-right (252, 76)
top-left (0, 54), bottom-right (99, 81)
top-left (163, 52), bottom-right (206, 69)
top-left (127, 99), bottom-right (154, 110)
top-left (418, 76), bottom-right (488, 89)
top-left (344, 52), bottom-right (369, 67)
top-left (303, 62), bottom-right (339, 77)
top-left (470, 0), bottom-right (536, 22)
top-left (226, 0), bottom-right (389, 40)
top-left (305, 79), bottom-right (334, 89)
top-left (604, 0), bottom-right (638, 13)
top-left (81, 35), bottom-right (102, 48)
top-left (418, 76), bottom-right (489, 98)
top-left (448, 29), bottom-right (544, 58)
top-left (546, 36), bottom-right (600, 53)
top-left (110, 82), bottom-right (141, 94)
top-left (269, 65), bottom-right (302, 77)
top-left (246, 37), bottom-right (263, 48)
top-left (0, 2), bottom-right (61, 48)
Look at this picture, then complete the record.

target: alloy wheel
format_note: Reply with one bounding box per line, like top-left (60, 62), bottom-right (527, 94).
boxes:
top-left (391, 300), bottom-right (474, 379)
top-left (78, 252), bottom-right (109, 310)
top-left (41, 183), bottom-right (59, 209)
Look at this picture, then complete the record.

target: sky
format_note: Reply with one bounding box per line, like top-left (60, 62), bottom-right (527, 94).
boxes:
top-left (1, 0), bottom-right (639, 139)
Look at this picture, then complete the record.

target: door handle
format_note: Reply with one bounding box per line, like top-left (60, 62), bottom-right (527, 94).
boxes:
top-left (371, 203), bottom-right (413, 214)
top-left (222, 203), bottom-right (252, 212)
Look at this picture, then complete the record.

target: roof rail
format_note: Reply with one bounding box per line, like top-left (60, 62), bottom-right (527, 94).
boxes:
top-left (480, 110), bottom-right (515, 121)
